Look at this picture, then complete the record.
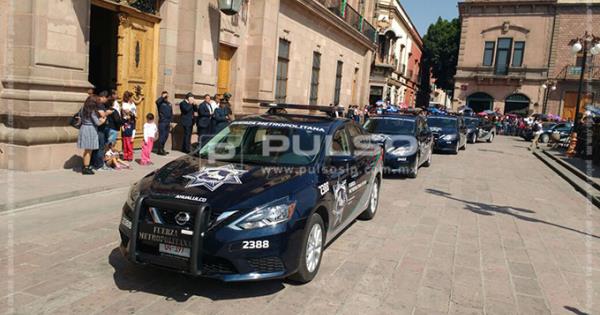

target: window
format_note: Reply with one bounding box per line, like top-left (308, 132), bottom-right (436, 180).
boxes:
top-left (495, 38), bottom-right (513, 75)
top-left (309, 52), bottom-right (321, 105)
top-left (334, 61), bottom-right (343, 105)
top-left (275, 39), bottom-right (290, 103)
top-left (483, 41), bottom-right (495, 66)
top-left (512, 41), bottom-right (525, 67)
top-left (329, 128), bottom-right (351, 156)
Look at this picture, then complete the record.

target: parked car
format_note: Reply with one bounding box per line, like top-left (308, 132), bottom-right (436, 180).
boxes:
top-left (464, 116), bottom-right (481, 143)
top-left (118, 104), bottom-right (383, 283)
top-left (545, 122), bottom-right (573, 143)
top-left (427, 115), bottom-right (468, 154)
top-left (522, 122), bottom-right (556, 142)
top-left (363, 113), bottom-right (433, 178)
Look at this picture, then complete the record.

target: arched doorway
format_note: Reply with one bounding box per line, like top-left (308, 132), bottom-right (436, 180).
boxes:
top-left (466, 92), bottom-right (494, 113)
top-left (504, 94), bottom-right (530, 116)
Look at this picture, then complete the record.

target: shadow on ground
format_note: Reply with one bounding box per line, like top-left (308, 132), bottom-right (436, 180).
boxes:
top-left (109, 248), bottom-right (285, 302)
top-left (425, 189), bottom-right (599, 240)
top-left (564, 306), bottom-right (590, 315)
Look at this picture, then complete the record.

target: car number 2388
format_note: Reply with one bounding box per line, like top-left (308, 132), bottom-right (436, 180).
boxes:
top-left (242, 240), bottom-right (270, 249)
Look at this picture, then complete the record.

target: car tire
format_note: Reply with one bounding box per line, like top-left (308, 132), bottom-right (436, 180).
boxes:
top-left (408, 158), bottom-right (419, 178)
top-left (487, 133), bottom-right (494, 143)
top-left (423, 150), bottom-right (432, 167)
top-left (540, 134), bottom-right (549, 143)
top-left (288, 213), bottom-right (325, 284)
top-left (359, 177), bottom-right (380, 220)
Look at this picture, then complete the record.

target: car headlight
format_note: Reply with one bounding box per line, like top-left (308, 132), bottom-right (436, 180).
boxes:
top-left (126, 182), bottom-right (140, 209)
top-left (441, 134), bottom-right (457, 141)
top-left (231, 197), bottom-right (297, 230)
top-left (387, 145), bottom-right (412, 156)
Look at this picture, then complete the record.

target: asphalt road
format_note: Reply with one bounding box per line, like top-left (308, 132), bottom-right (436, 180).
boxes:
top-left (1, 137), bottom-right (598, 315)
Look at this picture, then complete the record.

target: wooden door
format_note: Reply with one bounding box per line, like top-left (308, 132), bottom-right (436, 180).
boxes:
top-left (117, 13), bottom-right (159, 148)
top-left (217, 45), bottom-right (235, 96)
top-left (563, 92), bottom-right (592, 121)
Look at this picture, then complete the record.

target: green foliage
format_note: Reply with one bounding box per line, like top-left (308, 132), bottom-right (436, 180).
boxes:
top-left (416, 17), bottom-right (461, 107)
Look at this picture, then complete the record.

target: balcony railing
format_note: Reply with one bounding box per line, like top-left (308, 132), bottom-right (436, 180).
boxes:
top-left (316, 0), bottom-right (377, 44)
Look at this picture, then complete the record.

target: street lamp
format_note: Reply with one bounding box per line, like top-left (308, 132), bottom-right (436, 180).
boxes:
top-left (541, 80), bottom-right (557, 115)
top-left (218, 0), bottom-right (243, 15)
top-left (566, 32), bottom-right (600, 156)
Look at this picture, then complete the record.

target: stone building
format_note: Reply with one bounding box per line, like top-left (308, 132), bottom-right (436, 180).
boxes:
top-left (0, 0), bottom-right (377, 171)
top-left (369, 0), bottom-right (422, 107)
top-left (455, 0), bottom-right (599, 120)
top-left (454, 0), bottom-right (556, 116)
top-left (546, 0), bottom-right (600, 119)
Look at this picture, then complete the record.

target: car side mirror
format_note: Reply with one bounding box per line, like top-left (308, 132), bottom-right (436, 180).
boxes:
top-left (328, 155), bottom-right (356, 167)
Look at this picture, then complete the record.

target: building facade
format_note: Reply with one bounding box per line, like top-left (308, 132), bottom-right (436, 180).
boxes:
top-left (0, 0), bottom-right (377, 171)
top-left (455, 0), bottom-right (599, 119)
top-left (369, 0), bottom-right (422, 107)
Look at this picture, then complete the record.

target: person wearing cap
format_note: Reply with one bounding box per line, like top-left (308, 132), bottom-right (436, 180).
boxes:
top-left (179, 92), bottom-right (195, 153)
top-left (196, 94), bottom-right (213, 146)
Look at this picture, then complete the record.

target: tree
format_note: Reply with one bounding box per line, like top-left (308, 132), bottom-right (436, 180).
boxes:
top-left (416, 17), bottom-right (461, 107)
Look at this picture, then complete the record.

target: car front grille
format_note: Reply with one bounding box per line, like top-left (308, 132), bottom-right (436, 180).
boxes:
top-left (248, 257), bottom-right (285, 273)
top-left (202, 257), bottom-right (237, 274)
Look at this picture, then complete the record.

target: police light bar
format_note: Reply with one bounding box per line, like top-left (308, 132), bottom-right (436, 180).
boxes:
top-left (260, 103), bottom-right (343, 117)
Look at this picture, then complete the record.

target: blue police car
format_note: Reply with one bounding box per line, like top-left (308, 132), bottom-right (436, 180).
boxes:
top-left (118, 104), bottom-right (383, 283)
top-left (427, 114), bottom-right (468, 154)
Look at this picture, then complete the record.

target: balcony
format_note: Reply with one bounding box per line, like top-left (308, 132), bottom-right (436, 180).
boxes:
top-left (457, 65), bottom-right (548, 85)
top-left (317, 0), bottom-right (377, 43)
top-left (555, 64), bottom-right (600, 81)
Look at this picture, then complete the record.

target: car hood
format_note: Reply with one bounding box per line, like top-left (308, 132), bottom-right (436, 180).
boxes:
top-left (141, 155), bottom-right (309, 212)
top-left (429, 126), bottom-right (456, 135)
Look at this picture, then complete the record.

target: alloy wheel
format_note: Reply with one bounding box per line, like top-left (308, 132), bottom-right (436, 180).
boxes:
top-left (305, 223), bottom-right (323, 273)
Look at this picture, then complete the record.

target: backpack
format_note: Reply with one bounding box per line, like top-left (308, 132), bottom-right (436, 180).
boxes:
top-left (69, 107), bottom-right (82, 129)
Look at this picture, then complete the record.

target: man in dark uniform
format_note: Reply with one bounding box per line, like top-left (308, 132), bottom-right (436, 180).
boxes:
top-left (196, 94), bottom-right (213, 146)
top-left (156, 91), bottom-right (173, 155)
top-left (179, 92), bottom-right (195, 153)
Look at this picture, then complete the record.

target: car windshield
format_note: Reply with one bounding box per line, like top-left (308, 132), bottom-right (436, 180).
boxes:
top-left (464, 118), bottom-right (480, 128)
top-left (427, 117), bottom-right (457, 129)
top-left (196, 121), bottom-right (325, 166)
top-left (363, 117), bottom-right (416, 135)
top-left (542, 123), bottom-right (556, 130)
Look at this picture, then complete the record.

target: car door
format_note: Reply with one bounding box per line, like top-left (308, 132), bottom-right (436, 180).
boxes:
top-left (345, 122), bottom-right (371, 221)
top-left (415, 119), bottom-right (425, 164)
top-left (326, 126), bottom-right (355, 231)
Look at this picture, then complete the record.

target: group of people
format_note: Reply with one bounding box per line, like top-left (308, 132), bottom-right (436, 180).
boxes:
top-left (178, 93), bottom-right (233, 153)
top-left (76, 89), bottom-right (177, 175)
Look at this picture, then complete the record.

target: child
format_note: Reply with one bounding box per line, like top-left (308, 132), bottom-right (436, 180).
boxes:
top-left (141, 113), bottom-right (157, 165)
top-left (104, 143), bottom-right (131, 169)
top-left (121, 112), bottom-right (135, 161)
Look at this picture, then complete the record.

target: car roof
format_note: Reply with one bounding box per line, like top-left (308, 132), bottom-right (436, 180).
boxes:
top-left (238, 114), bottom-right (346, 133)
top-left (428, 114), bottom-right (458, 119)
top-left (372, 114), bottom-right (419, 120)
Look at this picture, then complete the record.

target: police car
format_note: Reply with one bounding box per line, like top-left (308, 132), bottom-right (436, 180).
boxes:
top-left (119, 104), bottom-right (383, 283)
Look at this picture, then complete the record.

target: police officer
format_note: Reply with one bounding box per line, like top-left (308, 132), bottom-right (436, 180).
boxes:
top-left (179, 92), bottom-right (195, 153)
top-left (196, 94), bottom-right (213, 146)
top-left (155, 91), bottom-right (173, 155)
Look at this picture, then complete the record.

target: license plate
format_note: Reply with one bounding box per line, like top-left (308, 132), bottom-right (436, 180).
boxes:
top-left (159, 244), bottom-right (190, 258)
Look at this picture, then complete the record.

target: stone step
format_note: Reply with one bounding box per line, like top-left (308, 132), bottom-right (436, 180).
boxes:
top-left (542, 150), bottom-right (600, 191)
top-left (533, 150), bottom-right (600, 209)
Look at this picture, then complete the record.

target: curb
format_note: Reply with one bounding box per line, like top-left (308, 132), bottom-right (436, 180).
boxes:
top-left (533, 150), bottom-right (600, 209)
top-left (0, 184), bottom-right (130, 213)
top-left (542, 150), bottom-right (600, 191)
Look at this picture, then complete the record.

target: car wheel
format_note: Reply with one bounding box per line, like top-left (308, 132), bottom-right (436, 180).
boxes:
top-left (487, 133), bottom-right (494, 143)
top-left (359, 177), bottom-right (380, 220)
top-left (288, 213), bottom-right (325, 283)
top-left (408, 157), bottom-right (419, 178)
top-left (423, 150), bottom-right (432, 167)
top-left (540, 134), bottom-right (549, 143)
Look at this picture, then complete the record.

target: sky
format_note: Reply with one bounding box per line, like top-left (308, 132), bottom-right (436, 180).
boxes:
top-left (401, 0), bottom-right (460, 37)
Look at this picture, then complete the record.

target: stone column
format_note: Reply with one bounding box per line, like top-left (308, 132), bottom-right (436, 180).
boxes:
top-left (0, 0), bottom-right (92, 171)
top-left (242, 0), bottom-right (280, 113)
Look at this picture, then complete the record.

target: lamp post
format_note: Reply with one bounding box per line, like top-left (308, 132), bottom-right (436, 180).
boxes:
top-left (541, 80), bottom-right (557, 115)
top-left (218, 0), bottom-right (243, 15)
top-left (566, 32), bottom-right (600, 156)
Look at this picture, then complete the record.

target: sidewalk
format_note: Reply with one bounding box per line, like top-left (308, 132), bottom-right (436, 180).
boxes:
top-left (0, 151), bottom-right (185, 212)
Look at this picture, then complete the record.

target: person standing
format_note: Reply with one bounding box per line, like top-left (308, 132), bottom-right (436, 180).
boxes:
top-left (179, 92), bottom-right (195, 153)
top-left (529, 119), bottom-right (543, 150)
top-left (106, 90), bottom-right (123, 145)
top-left (140, 113), bottom-right (158, 165)
top-left (77, 96), bottom-right (106, 175)
top-left (121, 111), bottom-right (136, 161)
top-left (92, 91), bottom-right (112, 170)
top-left (213, 101), bottom-right (230, 134)
top-left (155, 91), bottom-right (173, 155)
top-left (196, 94), bottom-right (213, 145)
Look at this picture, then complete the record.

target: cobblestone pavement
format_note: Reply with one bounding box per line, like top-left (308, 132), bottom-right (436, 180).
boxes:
top-left (1, 137), bottom-right (598, 315)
